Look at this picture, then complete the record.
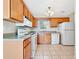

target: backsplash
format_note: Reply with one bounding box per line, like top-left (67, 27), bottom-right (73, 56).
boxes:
top-left (3, 20), bottom-right (16, 34)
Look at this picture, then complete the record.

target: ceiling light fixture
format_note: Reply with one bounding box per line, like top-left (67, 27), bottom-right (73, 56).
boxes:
top-left (47, 6), bottom-right (54, 16)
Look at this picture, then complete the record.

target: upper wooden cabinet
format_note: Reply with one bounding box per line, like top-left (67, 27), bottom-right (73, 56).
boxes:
top-left (49, 17), bottom-right (70, 27)
top-left (23, 3), bottom-right (32, 21)
top-left (3, 0), bottom-right (23, 22)
top-left (23, 4), bottom-right (37, 27)
top-left (23, 4), bottom-right (29, 17)
top-left (32, 18), bottom-right (37, 27)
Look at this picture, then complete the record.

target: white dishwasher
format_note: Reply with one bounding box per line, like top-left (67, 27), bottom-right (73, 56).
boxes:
top-left (51, 32), bottom-right (60, 45)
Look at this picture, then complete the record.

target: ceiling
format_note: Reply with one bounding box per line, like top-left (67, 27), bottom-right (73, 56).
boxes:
top-left (23, 0), bottom-right (75, 18)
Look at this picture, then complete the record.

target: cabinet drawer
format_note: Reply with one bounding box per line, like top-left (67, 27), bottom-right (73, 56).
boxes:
top-left (23, 38), bottom-right (31, 48)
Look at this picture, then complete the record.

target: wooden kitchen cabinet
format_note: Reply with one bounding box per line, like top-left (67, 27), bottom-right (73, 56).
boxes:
top-left (23, 4), bottom-right (29, 17)
top-left (38, 32), bottom-right (51, 44)
top-left (3, 0), bottom-right (23, 22)
top-left (50, 21), bottom-right (58, 27)
top-left (28, 12), bottom-right (31, 20)
top-left (23, 38), bottom-right (31, 59)
top-left (23, 3), bottom-right (32, 21)
top-left (24, 43), bottom-right (31, 59)
top-left (30, 14), bottom-right (33, 21)
top-left (32, 18), bottom-right (37, 27)
top-left (49, 17), bottom-right (70, 27)
top-left (23, 2), bottom-right (37, 27)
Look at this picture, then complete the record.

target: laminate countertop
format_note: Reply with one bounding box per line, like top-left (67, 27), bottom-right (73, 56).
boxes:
top-left (3, 33), bottom-right (31, 41)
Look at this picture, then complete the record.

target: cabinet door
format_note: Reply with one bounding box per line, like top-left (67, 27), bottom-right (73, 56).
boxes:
top-left (28, 12), bottom-right (32, 21)
top-left (50, 18), bottom-right (58, 27)
top-left (49, 18), bottom-right (70, 27)
top-left (30, 15), bottom-right (33, 21)
top-left (24, 43), bottom-right (31, 59)
top-left (38, 32), bottom-right (51, 44)
top-left (44, 32), bottom-right (51, 44)
top-left (11, 0), bottom-right (23, 22)
top-left (38, 33), bottom-right (44, 44)
top-left (32, 18), bottom-right (37, 27)
top-left (23, 5), bottom-right (29, 17)
top-left (23, 4), bottom-right (33, 22)
top-left (51, 22), bottom-right (58, 27)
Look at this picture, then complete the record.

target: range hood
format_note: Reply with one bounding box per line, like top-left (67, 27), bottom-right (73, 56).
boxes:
top-left (16, 16), bottom-right (32, 27)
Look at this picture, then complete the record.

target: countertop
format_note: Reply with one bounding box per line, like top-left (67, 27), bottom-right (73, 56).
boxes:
top-left (3, 33), bottom-right (32, 41)
top-left (3, 31), bottom-right (59, 41)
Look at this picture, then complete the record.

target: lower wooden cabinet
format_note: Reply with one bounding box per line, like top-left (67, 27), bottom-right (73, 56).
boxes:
top-left (24, 43), bottom-right (31, 59)
top-left (37, 32), bottom-right (51, 44)
top-left (23, 38), bottom-right (31, 59)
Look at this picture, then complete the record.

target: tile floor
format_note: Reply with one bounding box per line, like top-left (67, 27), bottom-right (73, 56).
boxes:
top-left (34, 44), bottom-right (75, 59)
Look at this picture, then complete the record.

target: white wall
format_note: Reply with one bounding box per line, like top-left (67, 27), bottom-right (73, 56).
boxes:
top-left (3, 20), bottom-right (16, 33)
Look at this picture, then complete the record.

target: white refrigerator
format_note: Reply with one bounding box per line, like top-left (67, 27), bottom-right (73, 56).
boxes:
top-left (58, 22), bottom-right (75, 45)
